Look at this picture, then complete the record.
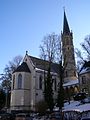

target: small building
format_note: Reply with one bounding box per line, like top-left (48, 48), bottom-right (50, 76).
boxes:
top-left (10, 54), bottom-right (61, 111)
top-left (79, 61), bottom-right (90, 95)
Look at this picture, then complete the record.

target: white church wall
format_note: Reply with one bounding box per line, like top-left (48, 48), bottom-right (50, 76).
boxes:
top-left (23, 72), bottom-right (31, 89)
top-left (23, 72), bottom-right (31, 108)
top-left (35, 70), bottom-right (59, 104)
top-left (10, 71), bottom-right (31, 111)
top-left (10, 90), bottom-right (24, 110)
top-left (35, 71), bottom-right (44, 103)
top-left (23, 55), bottom-right (36, 110)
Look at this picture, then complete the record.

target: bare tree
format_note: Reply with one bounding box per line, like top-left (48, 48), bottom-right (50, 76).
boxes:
top-left (75, 35), bottom-right (90, 71)
top-left (81, 35), bottom-right (90, 60)
top-left (75, 48), bottom-right (85, 72)
top-left (0, 55), bottom-right (22, 108)
top-left (9, 55), bottom-right (23, 71)
top-left (0, 55), bottom-right (23, 90)
top-left (39, 33), bottom-right (61, 63)
top-left (40, 33), bottom-right (61, 111)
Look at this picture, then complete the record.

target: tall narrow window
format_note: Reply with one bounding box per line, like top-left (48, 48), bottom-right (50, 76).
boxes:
top-left (18, 74), bottom-right (22, 89)
top-left (66, 71), bottom-right (68, 77)
top-left (39, 75), bottom-right (42, 89)
top-left (13, 75), bottom-right (15, 89)
top-left (82, 76), bottom-right (86, 84)
top-left (74, 71), bottom-right (76, 76)
top-left (66, 38), bottom-right (70, 45)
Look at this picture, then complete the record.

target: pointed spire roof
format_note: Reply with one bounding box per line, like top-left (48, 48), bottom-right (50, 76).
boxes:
top-left (63, 10), bottom-right (70, 34)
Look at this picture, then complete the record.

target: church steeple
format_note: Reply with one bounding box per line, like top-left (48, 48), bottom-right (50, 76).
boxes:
top-left (63, 11), bottom-right (70, 34)
top-left (62, 10), bottom-right (77, 83)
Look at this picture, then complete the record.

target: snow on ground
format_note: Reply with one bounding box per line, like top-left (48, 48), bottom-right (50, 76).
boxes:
top-left (63, 100), bottom-right (90, 112)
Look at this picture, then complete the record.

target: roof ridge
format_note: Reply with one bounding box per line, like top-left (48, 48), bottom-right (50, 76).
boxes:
top-left (29, 55), bottom-right (59, 65)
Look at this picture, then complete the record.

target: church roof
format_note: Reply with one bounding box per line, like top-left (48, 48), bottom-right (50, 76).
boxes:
top-left (80, 67), bottom-right (90, 75)
top-left (83, 61), bottom-right (90, 68)
top-left (79, 61), bottom-right (90, 74)
top-left (63, 11), bottom-right (70, 35)
top-left (13, 62), bottom-right (31, 73)
top-left (29, 56), bottom-right (60, 74)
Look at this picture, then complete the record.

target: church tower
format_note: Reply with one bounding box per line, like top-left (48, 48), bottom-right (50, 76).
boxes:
top-left (62, 11), bottom-right (77, 83)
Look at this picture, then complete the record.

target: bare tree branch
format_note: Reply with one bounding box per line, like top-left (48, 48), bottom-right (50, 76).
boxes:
top-left (0, 55), bottom-right (23, 90)
top-left (39, 33), bottom-right (61, 62)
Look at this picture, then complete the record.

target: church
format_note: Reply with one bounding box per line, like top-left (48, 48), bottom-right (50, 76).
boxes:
top-left (10, 11), bottom-right (79, 111)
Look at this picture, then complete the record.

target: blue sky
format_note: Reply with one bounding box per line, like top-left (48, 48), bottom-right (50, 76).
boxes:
top-left (0, 0), bottom-right (90, 73)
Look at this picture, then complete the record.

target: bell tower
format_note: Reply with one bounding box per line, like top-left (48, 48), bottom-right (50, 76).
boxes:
top-left (62, 11), bottom-right (77, 83)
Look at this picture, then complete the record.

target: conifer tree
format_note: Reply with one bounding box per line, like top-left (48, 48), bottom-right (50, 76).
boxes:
top-left (44, 64), bottom-right (54, 112)
top-left (56, 62), bottom-right (65, 120)
top-left (57, 62), bottom-right (64, 110)
top-left (0, 89), bottom-right (6, 110)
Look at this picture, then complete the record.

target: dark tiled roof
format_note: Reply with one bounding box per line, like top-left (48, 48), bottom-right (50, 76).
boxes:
top-left (29, 56), bottom-right (60, 74)
top-left (13, 62), bottom-right (31, 73)
top-left (83, 61), bottom-right (90, 68)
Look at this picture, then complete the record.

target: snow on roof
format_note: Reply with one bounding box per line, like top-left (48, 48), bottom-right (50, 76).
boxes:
top-left (79, 67), bottom-right (90, 75)
top-left (35, 68), bottom-right (57, 75)
top-left (63, 79), bottom-right (79, 87)
top-left (64, 100), bottom-right (90, 112)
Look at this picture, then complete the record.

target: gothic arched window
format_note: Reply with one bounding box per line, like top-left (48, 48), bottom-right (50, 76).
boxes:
top-left (18, 74), bottom-right (22, 89)
top-left (39, 75), bottom-right (42, 90)
top-left (13, 75), bottom-right (15, 89)
top-left (82, 76), bottom-right (86, 84)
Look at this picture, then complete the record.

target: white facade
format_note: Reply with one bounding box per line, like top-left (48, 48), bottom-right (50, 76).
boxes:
top-left (10, 54), bottom-right (59, 111)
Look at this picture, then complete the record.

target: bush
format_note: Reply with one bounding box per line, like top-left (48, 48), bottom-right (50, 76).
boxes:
top-left (35, 100), bottom-right (48, 115)
top-left (73, 92), bottom-right (87, 101)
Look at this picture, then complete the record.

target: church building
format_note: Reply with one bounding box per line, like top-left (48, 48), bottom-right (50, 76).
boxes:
top-left (10, 11), bottom-right (79, 111)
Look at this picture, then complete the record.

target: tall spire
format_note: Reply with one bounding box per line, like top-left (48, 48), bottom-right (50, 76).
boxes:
top-left (63, 10), bottom-right (70, 34)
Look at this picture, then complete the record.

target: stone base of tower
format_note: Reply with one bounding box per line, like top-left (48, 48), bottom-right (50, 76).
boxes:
top-left (64, 76), bottom-right (78, 84)
top-left (63, 78), bottom-right (79, 101)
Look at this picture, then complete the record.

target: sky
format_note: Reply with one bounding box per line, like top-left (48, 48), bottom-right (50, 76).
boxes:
top-left (0, 0), bottom-right (90, 74)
